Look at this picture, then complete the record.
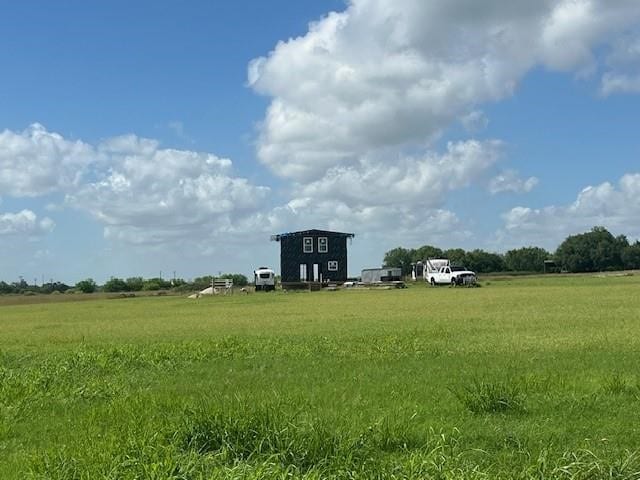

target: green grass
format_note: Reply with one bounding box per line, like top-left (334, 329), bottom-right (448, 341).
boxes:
top-left (2, 275), bottom-right (640, 478)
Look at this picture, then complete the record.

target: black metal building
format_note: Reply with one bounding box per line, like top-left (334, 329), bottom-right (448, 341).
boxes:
top-left (271, 229), bottom-right (355, 284)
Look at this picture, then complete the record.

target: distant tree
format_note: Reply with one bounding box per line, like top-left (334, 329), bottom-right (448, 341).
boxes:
top-left (103, 277), bottom-right (129, 292)
top-left (40, 281), bottom-right (71, 294)
top-left (464, 249), bottom-right (505, 273)
top-left (76, 278), bottom-right (97, 294)
top-left (125, 277), bottom-right (144, 292)
top-left (622, 241), bottom-right (640, 270)
top-left (191, 276), bottom-right (214, 291)
top-left (142, 277), bottom-right (172, 291)
top-left (0, 281), bottom-right (16, 294)
top-left (220, 273), bottom-right (248, 287)
top-left (555, 227), bottom-right (626, 272)
top-left (412, 245), bottom-right (444, 262)
top-left (383, 247), bottom-right (414, 276)
top-left (13, 279), bottom-right (29, 291)
top-left (142, 280), bottom-right (161, 291)
top-left (444, 248), bottom-right (467, 267)
top-left (504, 247), bottom-right (550, 272)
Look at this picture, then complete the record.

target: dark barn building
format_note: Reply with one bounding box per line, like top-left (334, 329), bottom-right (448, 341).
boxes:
top-left (271, 229), bottom-right (355, 284)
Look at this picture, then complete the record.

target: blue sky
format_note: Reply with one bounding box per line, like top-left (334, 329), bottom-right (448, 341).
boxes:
top-left (2, 0), bottom-right (640, 284)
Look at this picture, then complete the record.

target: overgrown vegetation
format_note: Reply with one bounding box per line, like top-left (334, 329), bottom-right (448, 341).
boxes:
top-left (2, 275), bottom-right (640, 478)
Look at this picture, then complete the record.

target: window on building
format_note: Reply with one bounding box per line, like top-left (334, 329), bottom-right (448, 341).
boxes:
top-left (328, 260), bottom-right (338, 271)
top-left (318, 237), bottom-right (328, 253)
top-left (299, 264), bottom-right (308, 281)
top-left (303, 237), bottom-right (313, 253)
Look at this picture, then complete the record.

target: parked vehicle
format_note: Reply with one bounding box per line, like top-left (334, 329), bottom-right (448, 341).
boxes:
top-left (254, 267), bottom-right (276, 291)
top-left (428, 265), bottom-right (477, 286)
top-left (412, 258), bottom-right (450, 281)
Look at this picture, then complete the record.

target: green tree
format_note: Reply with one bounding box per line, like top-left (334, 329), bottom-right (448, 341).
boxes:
top-left (0, 281), bottom-right (16, 294)
top-left (383, 247), bottom-right (414, 276)
top-left (75, 278), bottom-right (97, 294)
top-left (103, 277), bottom-right (129, 292)
top-left (444, 248), bottom-right (467, 267)
top-left (191, 276), bottom-right (214, 290)
top-left (622, 241), bottom-right (640, 270)
top-left (464, 249), bottom-right (505, 273)
top-left (504, 247), bottom-right (551, 272)
top-left (220, 273), bottom-right (249, 287)
top-left (412, 245), bottom-right (444, 262)
top-left (555, 227), bottom-right (626, 272)
top-left (142, 277), bottom-right (172, 291)
top-left (126, 277), bottom-right (144, 292)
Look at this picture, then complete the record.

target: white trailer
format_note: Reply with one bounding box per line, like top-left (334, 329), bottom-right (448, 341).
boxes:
top-left (254, 267), bottom-right (276, 291)
top-left (413, 258), bottom-right (476, 286)
top-left (412, 258), bottom-right (451, 280)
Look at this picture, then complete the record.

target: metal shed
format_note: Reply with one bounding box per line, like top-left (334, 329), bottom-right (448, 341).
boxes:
top-left (361, 267), bottom-right (402, 283)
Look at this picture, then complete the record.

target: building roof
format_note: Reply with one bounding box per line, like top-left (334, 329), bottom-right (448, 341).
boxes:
top-left (270, 229), bottom-right (355, 242)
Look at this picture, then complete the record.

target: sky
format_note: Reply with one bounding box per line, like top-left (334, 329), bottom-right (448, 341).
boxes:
top-left (2, 0), bottom-right (640, 284)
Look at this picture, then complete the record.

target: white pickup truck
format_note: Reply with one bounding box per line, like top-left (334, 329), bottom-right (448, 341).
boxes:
top-left (428, 265), bottom-right (477, 286)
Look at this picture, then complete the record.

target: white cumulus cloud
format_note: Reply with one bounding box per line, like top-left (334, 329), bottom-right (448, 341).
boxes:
top-left (295, 139), bottom-right (503, 207)
top-left (489, 170), bottom-right (539, 195)
top-left (601, 33), bottom-right (640, 95)
top-left (65, 134), bottom-right (271, 246)
top-left (499, 173), bottom-right (640, 248)
top-left (250, 0), bottom-right (640, 183)
top-left (0, 124), bottom-right (273, 248)
top-left (0, 123), bottom-right (95, 197)
top-left (0, 210), bottom-right (54, 237)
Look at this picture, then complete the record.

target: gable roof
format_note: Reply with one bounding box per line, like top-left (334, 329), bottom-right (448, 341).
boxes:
top-left (270, 229), bottom-right (355, 242)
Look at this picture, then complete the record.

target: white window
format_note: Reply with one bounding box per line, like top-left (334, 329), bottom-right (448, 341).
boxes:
top-left (328, 260), bottom-right (338, 271)
top-left (303, 237), bottom-right (313, 253)
top-left (318, 237), bottom-right (328, 253)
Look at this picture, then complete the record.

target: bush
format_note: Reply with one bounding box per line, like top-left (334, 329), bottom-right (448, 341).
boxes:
top-left (103, 277), bottom-right (129, 293)
top-left (126, 277), bottom-right (144, 292)
top-left (220, 273), bottom-right (249, 287)
top-left (75, 279), bottom-right (97, 294)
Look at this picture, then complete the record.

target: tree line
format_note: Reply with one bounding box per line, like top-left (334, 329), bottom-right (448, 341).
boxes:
top-left (383, 226), bottom-right (640, 275)
top-left (0, 273), bottom-right (249, 295)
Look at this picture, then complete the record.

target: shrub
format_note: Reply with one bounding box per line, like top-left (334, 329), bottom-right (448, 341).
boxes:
top-left (75, 278), bottom-right (97, 294)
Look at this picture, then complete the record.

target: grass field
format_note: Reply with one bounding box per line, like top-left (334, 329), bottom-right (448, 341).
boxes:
top-left (2, 275), bottom-right (640, 479)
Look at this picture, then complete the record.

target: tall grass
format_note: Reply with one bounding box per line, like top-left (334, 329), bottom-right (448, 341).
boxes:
top-left (452, 379), bottom-right (527, 414)
top-left (3, 275), bottom-right (640, 477)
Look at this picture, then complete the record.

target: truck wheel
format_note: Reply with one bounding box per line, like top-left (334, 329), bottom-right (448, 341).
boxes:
top-left (430, 278), bottom-right (436, 286)
top-left (451, 278), bottom-right (457, 287)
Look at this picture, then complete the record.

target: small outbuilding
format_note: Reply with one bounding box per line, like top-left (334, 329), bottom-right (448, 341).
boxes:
top-left (361, 267), bottom-right (402, 283)
top-left (271, 229), bottom-right (354, 285)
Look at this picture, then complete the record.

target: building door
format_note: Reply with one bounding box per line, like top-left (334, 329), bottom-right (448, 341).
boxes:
top-left (313, 264), bottom-right (320, 282)
top-left (299, 264), bottom-right (308, 281)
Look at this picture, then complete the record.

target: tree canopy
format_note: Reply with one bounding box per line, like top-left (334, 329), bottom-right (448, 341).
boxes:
top-left (555, 227), bottom-right (627, 273)
top-left (381, 227), bottom-right (640, 276)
